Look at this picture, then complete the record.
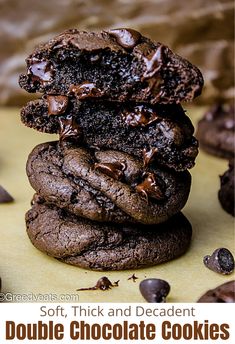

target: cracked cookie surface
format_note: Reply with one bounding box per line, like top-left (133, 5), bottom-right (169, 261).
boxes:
top-left (26, 141), bottom-right (191, 225)
top-left (26, 202), bottom-right (192, 270)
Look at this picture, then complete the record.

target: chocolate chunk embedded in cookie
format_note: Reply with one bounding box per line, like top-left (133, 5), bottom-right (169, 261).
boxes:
top-left (218, 160), bottom-right (235, 216)
top-left (21, 97), bottom-right (198, 171)
top-left (26, 141), bottom-right (191, 225)
top-left (26, 202), bottom-right (192, 271)
top-left (19, 29), bottom-right (203, 104)
top-left (197, 104), bottom-right (235, 159)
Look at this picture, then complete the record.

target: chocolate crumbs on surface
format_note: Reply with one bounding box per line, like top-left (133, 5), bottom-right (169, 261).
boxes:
top-left (77, 276), bottom-right (119, 291)
top-left (127, 273), bottom-right (138, 282)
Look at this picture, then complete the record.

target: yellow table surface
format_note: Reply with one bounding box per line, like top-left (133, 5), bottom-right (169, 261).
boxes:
top-left (0, 106), bottom-right (234, 303)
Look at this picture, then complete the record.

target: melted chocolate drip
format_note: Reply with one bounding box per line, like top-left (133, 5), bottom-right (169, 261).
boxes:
top-left (108, 28), bottom-right (141, 49)
top-left (77, 277), bottom-right (115, 291)
top-left (94, 162), bottom-right (126, 180)
top-left (122, 105), bottom-right (159, 127)
top-left (136, 173), bottom-right (164, 201)
top-left (69, 82), bottom-right (104, 99)
top-left (47, 95), bottom-right (68, 115)
top-left (143, 45), bottom-right (166, 79)
top-left (29, 59), bottom-right (54, 84)
top-left (143, 147), bottom-right (158, 166)
top-left (142, 45), bottom-right (166, 97)
top-left (59, 116), bottom-right (82, 142)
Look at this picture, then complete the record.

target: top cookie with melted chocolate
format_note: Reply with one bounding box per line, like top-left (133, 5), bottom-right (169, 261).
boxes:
top-left (19, 28), bottom-right (203, 104)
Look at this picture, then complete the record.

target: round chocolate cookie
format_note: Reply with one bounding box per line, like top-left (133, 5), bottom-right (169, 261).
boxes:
top-left (21, 97), bottom-right (198, 172)
top-left (26, 202), bottom-right (192, 270)
top-left (19, 28), bottom-right (203, 104)
top-left (218, 160), bottom-right (235, 216)
top-left (197, 281), bottom-right (235, 303)
top-left (197, 104), bottom-right (234, 159)
top-left (26, 141), bottom-right (191, 225)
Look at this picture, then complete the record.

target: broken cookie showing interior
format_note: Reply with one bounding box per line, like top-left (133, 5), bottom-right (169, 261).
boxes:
top-left (21, 98), bottom-right (198, 171)
top-left (19, 29), bottom-right (203, 104)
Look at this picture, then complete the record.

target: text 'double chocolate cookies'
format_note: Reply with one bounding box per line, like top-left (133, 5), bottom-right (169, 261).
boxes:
top-left (19, 29), bottom-right (203, 104)
top-left (26, 202), bottom-right (192, 271)
top-left (26, 141), bottom-right (191, 225)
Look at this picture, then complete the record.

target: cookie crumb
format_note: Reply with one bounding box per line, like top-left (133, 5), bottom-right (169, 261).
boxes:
top-left (113, 280), bottom-right (120, 286)
top-left (127, 273), bottom-right (138, 282)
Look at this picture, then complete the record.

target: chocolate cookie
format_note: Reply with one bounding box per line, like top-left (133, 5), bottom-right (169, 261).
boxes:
top-left (19, 28), bottom-right (203, 104)
top-left (218, 160), bottom-right (235, 216)
top-left (197, 281), bottom-right (235, 303)
top-left (26, 202), bottom-right (192, 270)
top-left (21, 97), bottom-right (198, 171)
top-left (26, 141), bottom-right (191, 225)
top-left (197, 104), bottom-right (234, 159)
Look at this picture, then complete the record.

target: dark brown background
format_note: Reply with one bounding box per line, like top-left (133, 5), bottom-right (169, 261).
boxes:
top-left (0, 0), bottom-right (234, 105)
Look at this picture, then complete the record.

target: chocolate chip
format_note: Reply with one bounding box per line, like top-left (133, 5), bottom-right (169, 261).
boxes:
top-left (0, 185), bottom-right (14, 203)
top-left (136, 173), bottom-right (164, 201)
top-left (143, 147), bottom-right (158, 166)
top-left (69, 82), bottom-right (104, 99)
top-left (121, 105), bottom-right (159, 127)
top-left (94, 162), bottom-right (126, 180)
top-left (143, 45), bottom-right (166, 79)
top-left (59, 116), bottom-right (83, 143)
top-left (77, 276), bottom-right (117, 291)
top-left (29, 59), bottom-right (54, 84)
top-left (139, 278), bottom-right (170, 303)
top-left (203, 248), bottom-right (234, 275)
top-left (47, 95), bottom-right (68, 115)
top-left (108, 28), bottom-right (141, 49)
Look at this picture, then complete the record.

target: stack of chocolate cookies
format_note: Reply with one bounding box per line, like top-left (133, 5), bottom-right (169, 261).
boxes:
top-left (19, 29), bottom-right (203, 270)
